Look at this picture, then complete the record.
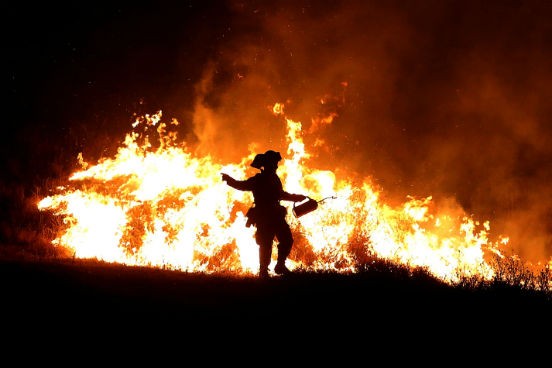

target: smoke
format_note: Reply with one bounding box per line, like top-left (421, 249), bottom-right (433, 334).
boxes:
top-left (182, 0), bottom-right (552, 263)
top-left (188, 1), bottom-right (409, 164)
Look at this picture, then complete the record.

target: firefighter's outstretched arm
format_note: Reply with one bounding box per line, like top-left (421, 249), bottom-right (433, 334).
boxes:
top-left (281, 191), bottom-right (307, 202)
top-left (221, 173), bottom-right (255, 191)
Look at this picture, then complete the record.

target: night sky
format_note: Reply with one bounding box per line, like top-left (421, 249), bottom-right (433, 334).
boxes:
top-left (5, 1), bottom-right (552, 262)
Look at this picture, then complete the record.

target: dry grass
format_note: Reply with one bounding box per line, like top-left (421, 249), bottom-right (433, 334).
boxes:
top-left (1, 173), bottom-right (550, 306)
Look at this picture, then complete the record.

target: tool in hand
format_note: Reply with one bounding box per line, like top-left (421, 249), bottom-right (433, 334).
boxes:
top-left (292, 196), bottom-right (337, 218)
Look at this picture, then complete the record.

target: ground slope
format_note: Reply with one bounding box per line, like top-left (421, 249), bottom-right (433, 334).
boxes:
top-left (1, 258), bottom-right (550, 341)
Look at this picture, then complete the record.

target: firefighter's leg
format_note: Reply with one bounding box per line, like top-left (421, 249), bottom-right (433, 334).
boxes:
top-left (274, 220), bottom-right (293, 275)
top-left (255, 225), bottom-right (274, 276)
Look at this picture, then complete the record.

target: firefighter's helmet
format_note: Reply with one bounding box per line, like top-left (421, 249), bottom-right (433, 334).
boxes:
top-left (251, 150), bottom-right (282, 169)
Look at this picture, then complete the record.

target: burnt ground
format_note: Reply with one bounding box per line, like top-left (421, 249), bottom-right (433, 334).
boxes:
top-left (1, 257), bottom-right (550, 345)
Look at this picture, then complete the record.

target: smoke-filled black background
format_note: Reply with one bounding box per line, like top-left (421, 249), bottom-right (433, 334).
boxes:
top-left (4, 0), bottom-right (552, 262)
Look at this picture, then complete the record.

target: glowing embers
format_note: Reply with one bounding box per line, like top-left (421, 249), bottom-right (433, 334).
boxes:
top-left (39, 105), bottom-right (508, 282)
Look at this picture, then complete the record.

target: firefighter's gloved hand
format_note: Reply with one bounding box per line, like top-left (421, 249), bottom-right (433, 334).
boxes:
top-left (294, 194), bottom-right (307, 202)
top-left (221, 173), bottom-right (232, 183)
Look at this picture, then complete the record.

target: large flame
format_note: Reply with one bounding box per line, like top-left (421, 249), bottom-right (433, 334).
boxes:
top-left (39, 104), bottom-right (512, 282)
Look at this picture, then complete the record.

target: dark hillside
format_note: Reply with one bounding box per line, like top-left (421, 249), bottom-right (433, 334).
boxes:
top-left (2, 257), bottom-right (549, 340)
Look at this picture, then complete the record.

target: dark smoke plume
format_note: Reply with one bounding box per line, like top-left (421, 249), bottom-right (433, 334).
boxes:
top-left (5, 1), bottom-right (551, 263)
top-left (186, 0), bottom-right (552, 263)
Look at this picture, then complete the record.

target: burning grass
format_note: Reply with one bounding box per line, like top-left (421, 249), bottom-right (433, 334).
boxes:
top-left (35, 106), bottom-right (535, 287)
top-left (0, 99), bottom-right (545, 300)
top-left (2, 235), bottom-right (550, 297)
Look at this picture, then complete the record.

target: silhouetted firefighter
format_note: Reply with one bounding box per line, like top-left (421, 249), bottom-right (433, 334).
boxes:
top-left (222, 150), bottom-right (307, 277)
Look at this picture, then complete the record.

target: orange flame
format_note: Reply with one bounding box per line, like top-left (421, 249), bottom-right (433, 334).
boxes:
top-left (39, 103), bottom-right (510, 282)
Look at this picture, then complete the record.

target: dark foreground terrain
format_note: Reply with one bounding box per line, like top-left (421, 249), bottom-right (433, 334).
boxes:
top-left (2, 257), bottom-right (550, 340)
top-left (0, 260), bottom-right (552, 329)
